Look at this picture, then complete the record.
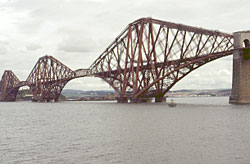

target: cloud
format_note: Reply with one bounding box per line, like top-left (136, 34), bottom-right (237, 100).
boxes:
top-left (172, 56), bottom-right (232, 90)
top-left (64, 77), bottom-right (111, 91)
top-left (0, 46), bottom-right (7, 54)
top-left (56, 26), bottom-right (103, 53)
top-left (0, 0), bottom-right (249, 91)
top-left (57, 36), bottom-right (97, 53)
top-left (26, 43), bottom-right (42, 51)
top-left (0, 40), bottom-right (9, 45)
top-left (0, 40), bottom-right (9, 55)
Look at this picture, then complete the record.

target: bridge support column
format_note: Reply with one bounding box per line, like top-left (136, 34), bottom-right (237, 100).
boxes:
top-left (155, 97), bottom-right (167, 103)
top-left (32, 97), bottom-right (57, 102)
top-left (117, 97), bottom-right (128, 103)
top-left (230, 31), bottom-right (250, 104)
top-left (130, 97), bottom-right (153, 103)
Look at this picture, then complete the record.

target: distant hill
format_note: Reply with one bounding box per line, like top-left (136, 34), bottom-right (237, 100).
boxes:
top-left (17, 89), bottom-right (66, 101)
top-left (61, 89), bottom-right (84, 93)
top-left (169, 89), bottom-right (194, 92)
top-left (167, 88), bottom-right (231, 97)
top-left (169, 88), bottom-right (231, 92)
top-left (62, 88), bottom-right (232, 99)
top-left (16, 88), bottom-right (232, 101)
top-left (62, 89), bottom-right (115, 98)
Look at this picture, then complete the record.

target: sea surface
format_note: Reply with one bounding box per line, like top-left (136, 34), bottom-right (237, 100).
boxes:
top-left (1, 97), bottom-right (250, 164)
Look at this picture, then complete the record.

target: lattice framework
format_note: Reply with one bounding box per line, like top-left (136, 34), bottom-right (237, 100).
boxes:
top-left (89, 18), bottom-right (234, 99)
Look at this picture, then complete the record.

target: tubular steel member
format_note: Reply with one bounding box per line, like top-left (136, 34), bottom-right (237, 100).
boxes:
top-left (88, 17), bottom-right (234, 103)
top-left (26, 55), bottom-right (88, 102)
top-left (0, 17), bottom-right (235, 103)
top-left (0, 55), bottom-right (89, 102)
top-left (0, 70), bottom-right (24, 101)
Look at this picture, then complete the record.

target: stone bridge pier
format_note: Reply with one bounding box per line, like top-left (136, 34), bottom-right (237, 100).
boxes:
top-left (230, 31), bottom-right (250, 104)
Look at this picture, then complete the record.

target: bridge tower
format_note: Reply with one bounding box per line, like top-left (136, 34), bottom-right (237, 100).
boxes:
top-left (26, 55), bottom-right (76, 102)
top-left (0, 70), bottom-right (21, 101)
top-left (230, 31), bottom-right (250, 104)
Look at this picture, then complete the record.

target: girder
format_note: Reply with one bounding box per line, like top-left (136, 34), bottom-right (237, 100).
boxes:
top-left (0, 17), bottom-right (235, 102)
top-left (0, 70), bottom-right (21, 101)
top-left (26, 55), bottom-right (77, 101)
top-left (89, 17), bottom-right (234, 99)
top-left (0, 56), bottom-right (89, 102)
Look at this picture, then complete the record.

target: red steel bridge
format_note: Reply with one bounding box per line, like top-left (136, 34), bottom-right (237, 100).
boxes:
top-left (0, 17), bottom-right (235, 102)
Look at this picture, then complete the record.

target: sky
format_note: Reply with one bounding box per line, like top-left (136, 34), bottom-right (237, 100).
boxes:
top-left (0, 0), bottom-right (249, 91)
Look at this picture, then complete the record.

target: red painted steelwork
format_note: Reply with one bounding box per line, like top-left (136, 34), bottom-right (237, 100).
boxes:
top-left (89, 17), bottom-right (234, 101)
top-left (0, 17), bottom-right (234, 102)
top-left (0, 70), bottom-right (25, 101)
top-left (26, 56), bottom-right (88, 102)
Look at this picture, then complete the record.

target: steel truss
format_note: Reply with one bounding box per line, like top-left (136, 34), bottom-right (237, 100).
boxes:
top-left (26, 56), bottom-right (83, 102)
top-left (0, 70), bottom-right (22, 101)
top-left (89, 18), bottom-right (234, 101)
top-left (0, 18), bottom-right (234, 102)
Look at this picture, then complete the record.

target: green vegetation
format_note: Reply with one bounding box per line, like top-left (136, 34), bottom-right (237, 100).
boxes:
top-left (243, 48), bottom-right (250, 60)
top-left (17, 89), bottom-right (66, 101)
top-left (59, 94), bottom-right (67, 100)
top-left (17, 89), bottom-right (32, 100)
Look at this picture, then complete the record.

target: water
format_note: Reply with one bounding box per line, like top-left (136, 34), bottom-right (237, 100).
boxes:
top-left (1, 97), bottom-right (250, 164)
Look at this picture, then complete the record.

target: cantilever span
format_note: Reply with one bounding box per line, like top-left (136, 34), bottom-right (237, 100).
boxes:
top-left (0, 17), bottom-right (234, 102)
top-left (25, 55), bottom-right (90, 102)
top-left (89, 17), bottom-right (233, 102)
top-left (0, 70), bottom-right (22, 101)
top-left (0, 56), bottom-right (90, 102)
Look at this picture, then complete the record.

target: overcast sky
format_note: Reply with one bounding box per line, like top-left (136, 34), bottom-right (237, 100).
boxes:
top-left (0, 0), bottom-right (249, 91)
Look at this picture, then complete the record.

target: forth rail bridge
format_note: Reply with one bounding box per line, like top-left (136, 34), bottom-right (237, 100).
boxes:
top-left (0, 18), bottom-right (249, 103)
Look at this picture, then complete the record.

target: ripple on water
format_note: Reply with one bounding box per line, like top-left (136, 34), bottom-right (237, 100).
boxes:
top-left (1, 98), bottom-right (250, 164)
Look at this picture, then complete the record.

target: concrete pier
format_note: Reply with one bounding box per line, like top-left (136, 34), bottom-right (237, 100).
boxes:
top-left (155, 97), bottom-right (167, 103)
top-left (32, 98), bottom-right (56, 102)
top-left (117, 96), bottom-right (168, 103)
top-left (230, 31), bottom-right (250, 104)
top-left (116, 97), bottom-right (129, 103)
top-left (130, 97), bottom-right (153, 103)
